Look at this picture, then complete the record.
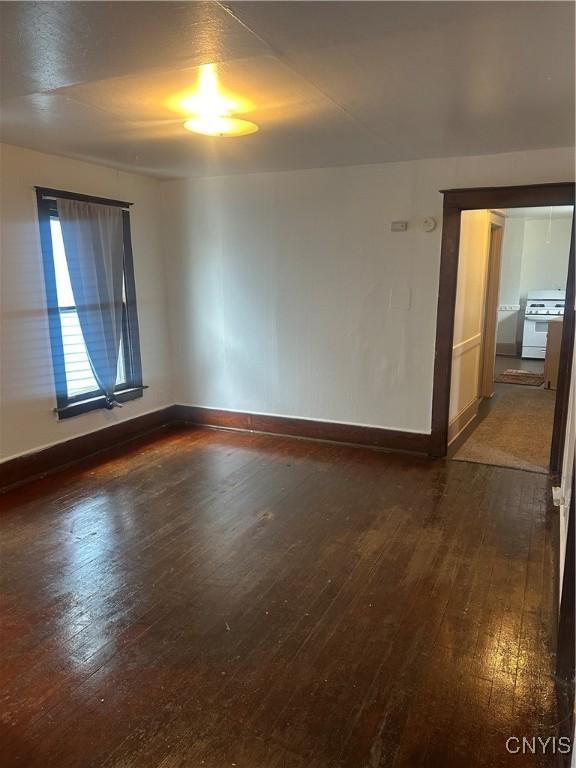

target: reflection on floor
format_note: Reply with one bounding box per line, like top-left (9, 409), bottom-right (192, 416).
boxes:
top-left (0, 426), bottom-right (569, 767)
top-left (494, 354), bottom-right (544, 375)
top-left (452, 383), bottom-right (555, 473)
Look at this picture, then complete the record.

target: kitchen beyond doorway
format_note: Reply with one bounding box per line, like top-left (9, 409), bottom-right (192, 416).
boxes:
top-left (431, 182), bottom-right (575, 477)
top-left (447, 202), bottom-right (572, 473)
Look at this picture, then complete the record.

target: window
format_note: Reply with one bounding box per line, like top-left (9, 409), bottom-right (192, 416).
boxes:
top-left (37, 189), bottom-right (143, 419)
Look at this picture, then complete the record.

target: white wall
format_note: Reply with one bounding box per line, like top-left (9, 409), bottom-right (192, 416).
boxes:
top-left (0, 144), bottom-right (572, 460)
top-left (520, 217), bottom-right (572, 295)
top-left (0, 144), bottom-right (173, 461)
top-left (497, 218), bottom-right (525, 347)
top-left (160, 146), bottom-right (574, 434)
top-left (497, 213), bottom-right (573, 348)
top-left (559, 343), bottom-right (575, 600)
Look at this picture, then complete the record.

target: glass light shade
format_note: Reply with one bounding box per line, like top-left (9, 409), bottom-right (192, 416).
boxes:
top-left (183, 116), bottom-right (258, 137)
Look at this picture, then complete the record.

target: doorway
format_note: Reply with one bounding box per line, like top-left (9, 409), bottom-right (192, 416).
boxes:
top-left (430, 183), bottom-right (575, 476)
top-left (447, 205), bottom-right (572, 473)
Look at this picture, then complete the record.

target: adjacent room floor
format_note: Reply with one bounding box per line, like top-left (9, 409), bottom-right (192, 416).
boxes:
top-left (452, 381), bottom-right (556, 474)
top-left (494, 355), bottom-right (545, 376)
top-left (0, 427), bottom-right (569, 767)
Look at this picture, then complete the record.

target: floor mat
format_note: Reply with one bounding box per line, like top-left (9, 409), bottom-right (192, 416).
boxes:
top-left (494, 369), bottom-right (545, 386)
top-left (452, 385), bottom-right (555, 473)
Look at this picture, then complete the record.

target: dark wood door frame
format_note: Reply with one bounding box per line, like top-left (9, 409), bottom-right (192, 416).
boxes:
top-left (557, 478), bottom-right (575, 677)
top-left (430, 182), bottom-right (575, 473)
top-left (557, 477), bottom-right (575, 762)
top-left (550, 216), bottom-right (575, 477)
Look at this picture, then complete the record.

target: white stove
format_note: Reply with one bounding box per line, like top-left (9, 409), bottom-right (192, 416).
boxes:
top-left (522, 289), bottom-right (565, 359)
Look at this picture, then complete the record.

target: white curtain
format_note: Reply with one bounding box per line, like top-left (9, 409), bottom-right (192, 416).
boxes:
top-left (57, 199), bottom-right (124, 406)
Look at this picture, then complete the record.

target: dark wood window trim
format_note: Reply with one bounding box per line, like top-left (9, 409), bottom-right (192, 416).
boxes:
top-left (35, 186), bottom-right (133, 209)
top-left (430, 182), bottom-right (575, 475)
top-left (55, 387), bottom-right (147, 420)
top-left (36, 188), bottom-right (144, 419)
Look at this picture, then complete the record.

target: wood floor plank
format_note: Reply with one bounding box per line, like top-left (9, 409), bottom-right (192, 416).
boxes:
top-left (0, 428), bottom-right (567, 767)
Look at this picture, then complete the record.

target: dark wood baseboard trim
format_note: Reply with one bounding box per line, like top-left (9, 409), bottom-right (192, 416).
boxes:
top-left (0, 404), bottom-right (432, 492)
top-left (0, 406), bottom-right (178, 492)
top-left (172, 405), bottom-right (431, 455)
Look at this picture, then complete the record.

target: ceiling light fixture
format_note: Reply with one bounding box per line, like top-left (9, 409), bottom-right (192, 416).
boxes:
top-left (183, 116), bottom-right (258, 138)
top-left (180, 64), bottom-right (258, 138)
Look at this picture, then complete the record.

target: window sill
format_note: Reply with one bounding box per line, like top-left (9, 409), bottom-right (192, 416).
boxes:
top-left (56, 386), bottom-right (146, 420)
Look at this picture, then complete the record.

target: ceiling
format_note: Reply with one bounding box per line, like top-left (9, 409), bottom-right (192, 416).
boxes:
top-left (1, 1), bottom-right (574, 179)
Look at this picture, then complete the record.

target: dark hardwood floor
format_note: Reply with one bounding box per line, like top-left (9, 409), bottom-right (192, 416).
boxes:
top-left (0, 426), bottom-right (571, 767)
